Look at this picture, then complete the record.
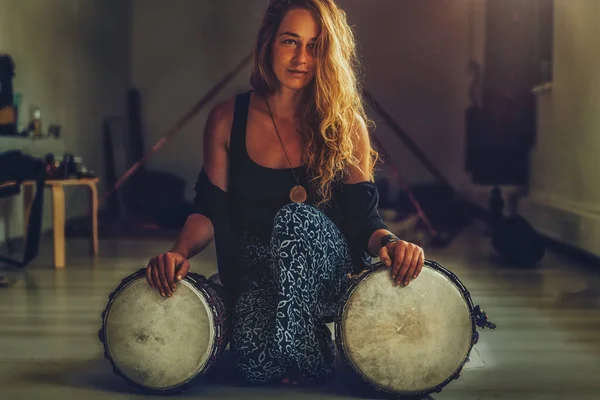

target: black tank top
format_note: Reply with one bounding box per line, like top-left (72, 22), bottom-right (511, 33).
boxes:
top-left (228, 90), bottom-right (321, 239)
top-left (220, 90), bottom-right (376, 274)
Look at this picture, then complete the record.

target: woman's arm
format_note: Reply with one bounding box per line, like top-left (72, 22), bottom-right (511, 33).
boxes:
top-left (168, 100), bottom-right (233, 258)
top-left (344, 115), bottom-right (424, 287)
top-left (146, 100), bottom-right (234, 296)
top-left (168, 214), bottom-right (214, 261)
top-left (342, 116), bottom-right (394, 255)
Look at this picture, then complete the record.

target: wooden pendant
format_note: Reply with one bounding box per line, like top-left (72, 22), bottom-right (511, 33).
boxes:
top-left (289, 185), bottom-right (307, 203)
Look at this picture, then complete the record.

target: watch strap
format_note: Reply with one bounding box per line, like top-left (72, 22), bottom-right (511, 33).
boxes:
top-left (381, 233), bottom-right (400, 248)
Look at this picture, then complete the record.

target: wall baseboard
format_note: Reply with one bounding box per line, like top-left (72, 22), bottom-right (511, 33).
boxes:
top-left (465, 198), bottom-right (600, 267)
top-left (518, 194), bottom-right (600, 260)
top-left (458, 182), bottom-right (600, 267)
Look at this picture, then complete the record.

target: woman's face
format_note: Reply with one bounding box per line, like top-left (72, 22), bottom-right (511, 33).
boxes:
top-left (271, 8), bottom-right (321, 92)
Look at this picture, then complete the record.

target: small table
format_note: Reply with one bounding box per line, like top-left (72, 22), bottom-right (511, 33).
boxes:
top-left (3, 178), bottom-right (99, 268)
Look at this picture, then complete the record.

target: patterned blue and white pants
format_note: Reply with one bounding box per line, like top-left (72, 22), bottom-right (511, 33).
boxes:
top-left (231, 203), bottom-right (354, 384)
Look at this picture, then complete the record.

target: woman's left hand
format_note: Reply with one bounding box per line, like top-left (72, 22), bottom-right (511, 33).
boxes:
top-left (379, 240), bottom-right (425, 287)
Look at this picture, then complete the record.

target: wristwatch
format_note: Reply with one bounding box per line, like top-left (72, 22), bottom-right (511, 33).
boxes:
top-left (380, 233), bottom-right (400, 248)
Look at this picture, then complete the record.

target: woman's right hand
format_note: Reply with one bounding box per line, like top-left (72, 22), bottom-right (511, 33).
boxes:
top-left (145, 252), bottom-right (190, 297)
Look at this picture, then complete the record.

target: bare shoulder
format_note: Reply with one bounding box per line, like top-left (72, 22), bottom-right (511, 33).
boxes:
top-left (203, 96), bottom-right (237, 191)
top-left (344, 112), bottom-right (373, 184)
top-left (353, 112), bottom-right (371, 158)
top-left (204, 97), bottom-right (236, 151)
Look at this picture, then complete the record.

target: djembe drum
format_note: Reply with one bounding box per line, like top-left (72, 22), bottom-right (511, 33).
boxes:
top-left (98, 269), bottom-right (231, 394)
top-left (335, 260), bottom-right (496, 397)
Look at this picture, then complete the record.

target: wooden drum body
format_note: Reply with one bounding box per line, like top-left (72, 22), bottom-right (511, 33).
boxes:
top-left (335, 260), bottom-right (495, 397)
top-left (98, 269), bottom-right (231, 394)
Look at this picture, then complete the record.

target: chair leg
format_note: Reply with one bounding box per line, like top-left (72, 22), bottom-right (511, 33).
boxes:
top-left (22, 184), bottom-right (35, 245)
top-left (51, 185), bottom-right (65, 268)
top-left (88, 182), bottom-right (99, 255)
top-left (22, 179), bottom-right (45, 266)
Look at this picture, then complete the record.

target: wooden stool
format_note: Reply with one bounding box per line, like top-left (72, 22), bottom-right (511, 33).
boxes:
top-left (22, 178), bottom-right (99, 268)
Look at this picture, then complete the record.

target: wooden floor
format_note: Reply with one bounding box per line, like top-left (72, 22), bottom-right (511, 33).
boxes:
top-left (1, 221), bottom-right (600, 400)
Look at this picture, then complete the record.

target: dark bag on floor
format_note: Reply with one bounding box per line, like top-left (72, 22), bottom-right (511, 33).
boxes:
top-left (0, 150), bottom-right (46, 268)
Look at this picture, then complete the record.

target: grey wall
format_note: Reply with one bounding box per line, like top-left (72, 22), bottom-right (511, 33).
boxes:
top-left (0, 0), bottom-right (131, 243)
top-left (131, 0), bottom-right (487, 202)
top-left (520, 0), bottom-right (600, 257)
top-left (131, 0), bottom-right (267, 200)
top-left (5, 1), bottom-right (596, 259)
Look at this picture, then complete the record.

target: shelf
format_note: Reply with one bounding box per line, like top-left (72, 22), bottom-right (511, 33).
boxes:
top-left (0, 136), bottom-right (66, 158)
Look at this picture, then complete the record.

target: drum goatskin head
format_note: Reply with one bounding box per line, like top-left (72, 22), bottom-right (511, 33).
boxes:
top-left (339, 266), bottom-right (473, 395)
top-left (103, 277), bottom-right (215, 391)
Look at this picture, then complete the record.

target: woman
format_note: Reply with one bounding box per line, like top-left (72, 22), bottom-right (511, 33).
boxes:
top-left (145, 0), bottom-right (424, 386)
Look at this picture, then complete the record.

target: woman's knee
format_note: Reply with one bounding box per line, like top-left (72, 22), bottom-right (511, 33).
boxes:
top-left (272, 203), bottom-right (326, 238)
top-left (274, 203), bottom-right (314, 226)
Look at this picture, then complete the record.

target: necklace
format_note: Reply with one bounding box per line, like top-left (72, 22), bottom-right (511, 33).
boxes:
top-left (264, 96), bottom-right (308, 203)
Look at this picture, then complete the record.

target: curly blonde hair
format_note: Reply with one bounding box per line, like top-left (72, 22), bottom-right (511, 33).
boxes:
top-left (251, 0), bottom-right (379, 207)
